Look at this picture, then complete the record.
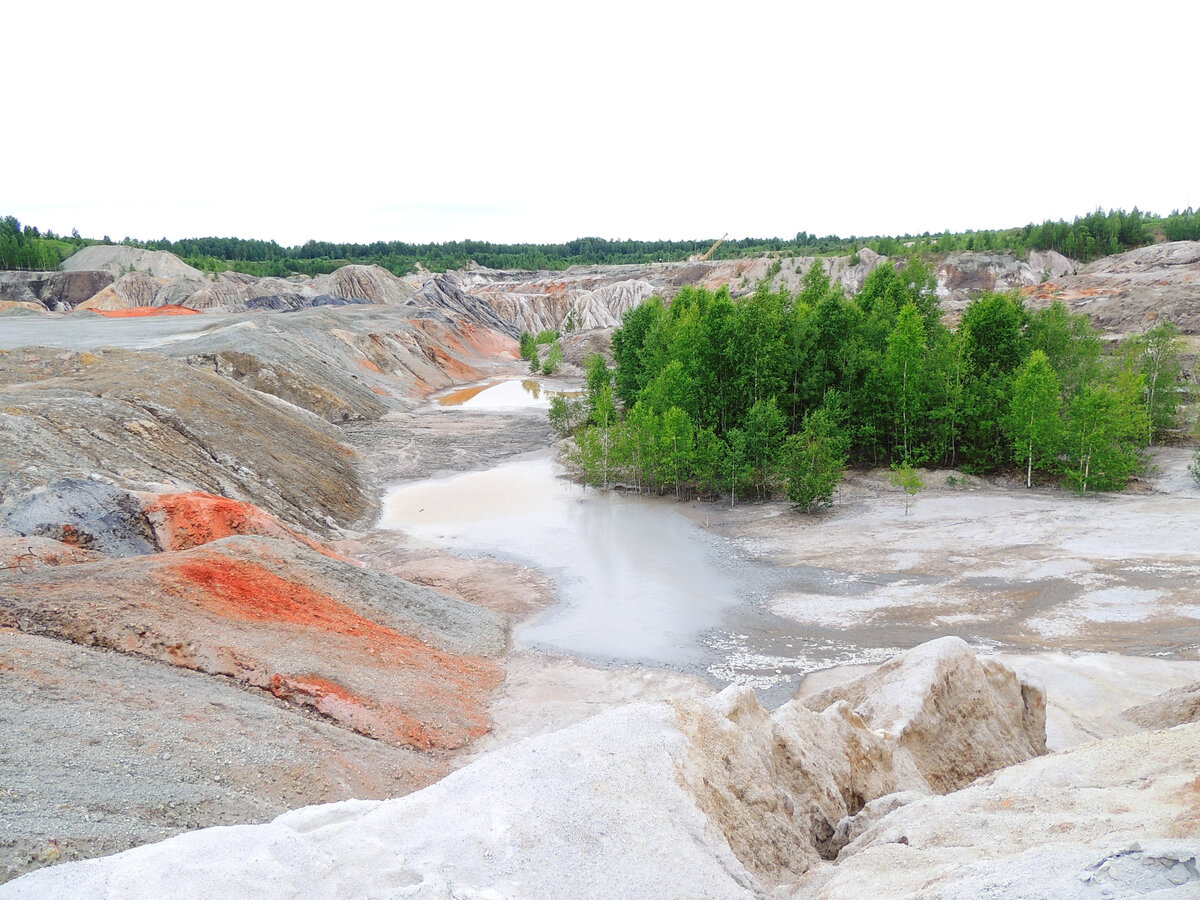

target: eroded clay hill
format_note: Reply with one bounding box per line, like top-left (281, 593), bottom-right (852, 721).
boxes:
top-left (0, 292), bottom-right (522, 881)
top-left (5, 242), bottom-right (1200, 343)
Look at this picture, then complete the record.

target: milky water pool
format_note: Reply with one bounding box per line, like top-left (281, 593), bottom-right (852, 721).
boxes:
top-left (383, 455), bottom-right (745, 666)
top-left (379, 453), bottom-right (958, 702)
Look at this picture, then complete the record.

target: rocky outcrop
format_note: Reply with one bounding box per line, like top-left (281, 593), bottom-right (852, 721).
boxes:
top-left (0, 478), bottom-right (159, 557)
top-left (0, 270), bottom-right (114, 310)
top-left (0, 534), bottom-right (505, 746)
top-left (312, 264), bottom-right (417, 305)
top-left (799, 722), bottom-right (1200, 898)
top-left (0, 627), bottom-right (449, 885)
top-left (936, 249), bottom-right (1076, 321)
top-left (0, 271), bottom-right (44, 305)
top-left (44, 249), bottom-right (422, 313)
top-left (76, 271), bottom-right (162, 310)
top-left (409, 274), bottom-right (521, 337)
top-left (168, 306), bottom-right (513, 423)
top-left (474, 278), bottom-right (657, 334)
top-left (0, 302), bottom-right (523, 888)
top-left (801, 636), bottom-right (1047, 793)
top-left (0, 300), bottom-right (46, 314)
top-left (1124, 681), bottom-right (1200, 730)
top-left (0, 641), bottom-right (1048, 898)
top-left (1023, 240), bottom-right (1200, 335)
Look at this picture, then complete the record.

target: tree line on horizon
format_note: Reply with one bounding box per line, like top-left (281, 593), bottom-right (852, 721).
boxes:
top-left (3, 207), bottom-right (1200, 275)
top-left (555, 260), bottom-right (1185, 506)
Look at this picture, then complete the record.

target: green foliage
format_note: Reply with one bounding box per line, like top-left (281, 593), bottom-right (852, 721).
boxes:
top-left (541, 341), bottom-right (564, 375)
top-left (528, 347), bottom-right (540, 374)
top-left (585, 353), bottom-right (614, 399)
top-left (884, 302), bottom-right (931, 464)
top-left (0, 216), bottom-right (86, 270)
top-left (1062, 379), bottom-right (1147, 492)
top-left (784, 404), bottom-right (848, 511)
top-left (5, 205), bottom-right (1196, 277)
top-left (518, 331), bottom-right (537, 361)
top-left (565, 258), bottom-right (1178, 501)
top-left (548, 394), bottom-right (588, 437)
top-left (958, 292), bottom-right (1031, 470)
top-left (743, 397), bottom-right (786, 498)
top-left (534, 329), bottom-right (558, 346)
top-left (1026, 301), bottom-right (1101, 396)
top-left (888, 463), bottom-right (925, 516)
top-left (1122, 322), bottom-right (1184, 444)
top-left (1004, 350), bottom-right (1062, 487)
top-left (611, 298), bottom-right (665, 405)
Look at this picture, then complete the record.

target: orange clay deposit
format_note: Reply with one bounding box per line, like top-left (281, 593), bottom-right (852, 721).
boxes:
top-left (144, 491), bottom-right (339, 558)
top-left (412, 324), bottom-right (484, 382)
top-left (175, 556), bottom-right (398, 637)
top-left (89, 305), bottom-right (200, 317)
top-left (458, 322), bottom-right (521, 359)
top-left (168, 553), bottom-right (500, 748)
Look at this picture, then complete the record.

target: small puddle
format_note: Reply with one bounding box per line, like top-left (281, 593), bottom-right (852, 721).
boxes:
top-left (437, 379), bottom-right (582, 410)
top-left (437, 382), bottom-right (500, 406)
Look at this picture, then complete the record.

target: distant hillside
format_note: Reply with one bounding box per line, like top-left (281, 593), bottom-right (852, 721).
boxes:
top-left (3, 207), bottom-right (1199, 277)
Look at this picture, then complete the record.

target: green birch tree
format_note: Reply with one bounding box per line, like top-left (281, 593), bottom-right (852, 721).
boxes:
top-left (1004, 350), bottom-right (1062, 487)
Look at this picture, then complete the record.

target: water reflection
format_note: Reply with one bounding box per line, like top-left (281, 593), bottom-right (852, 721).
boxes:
top-left (437, 379), bottom-right (582, 410)
top-left (437, 382), bottom-right (499, 406)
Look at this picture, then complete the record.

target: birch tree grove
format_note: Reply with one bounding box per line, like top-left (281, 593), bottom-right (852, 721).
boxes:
top-left (560, 271), bottom-right (1184, 501)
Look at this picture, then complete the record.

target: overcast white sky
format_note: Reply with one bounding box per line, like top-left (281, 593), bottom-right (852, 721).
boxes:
top-left (5, 1), bottom-right (1197, 247)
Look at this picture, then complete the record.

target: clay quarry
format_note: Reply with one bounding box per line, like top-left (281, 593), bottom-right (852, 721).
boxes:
top-left (1, 242), bottom-right (1199, 898)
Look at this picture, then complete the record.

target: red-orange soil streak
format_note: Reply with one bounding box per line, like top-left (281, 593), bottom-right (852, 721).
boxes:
top-left (175, 557), bottom-right (400, 638)
top-left (145, 491), bottom-right (347, 560)
top-left (372, 386), bottom-right (389, 396)
top-left (171, 555), bottom-right (499, 687)
top-left (90, 305), bottom-right (200, 317)
top-left (410, 320), bottom-right (485, 381)
top-left (169, 555), bottom-right (501, 748)
top-left (358, 359), bottom-right (383, 373)
top-left (458, 322), bottom-right (519, 359)
top-left (58, 523), bottom-right (89, 547)
top-left (269, 673), bottom-right (438, 747)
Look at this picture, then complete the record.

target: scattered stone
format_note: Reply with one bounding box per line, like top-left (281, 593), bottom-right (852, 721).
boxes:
top-left (1124, 680), bottom-right (1200, 730)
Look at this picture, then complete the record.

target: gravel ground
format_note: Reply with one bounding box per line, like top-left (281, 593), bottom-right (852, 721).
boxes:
top-left (0, 628), bottom-right (446, 884)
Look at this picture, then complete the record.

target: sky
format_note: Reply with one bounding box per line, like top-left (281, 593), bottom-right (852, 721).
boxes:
top-left (6, 0), bottom-right (1198, 248)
